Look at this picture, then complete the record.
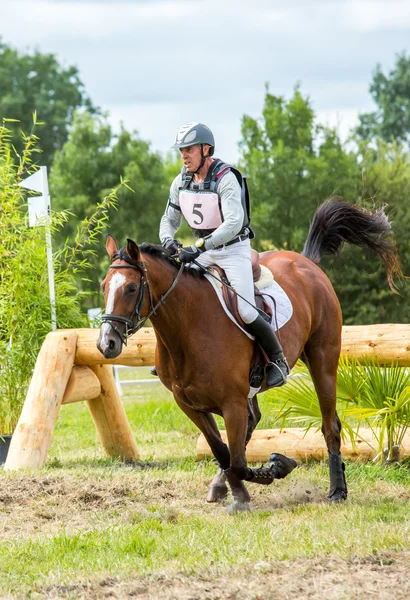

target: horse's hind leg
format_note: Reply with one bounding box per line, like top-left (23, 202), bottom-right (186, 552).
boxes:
top-left (304, 338), bottom-right (348, 503)
top-left (246, 394), bottom-right (262, 445)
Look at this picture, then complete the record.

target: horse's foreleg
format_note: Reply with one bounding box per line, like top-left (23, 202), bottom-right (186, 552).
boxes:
top-left (305, 343), bottom-right (348, 503)
top-left (173, 396), bottom-right (243, 503)
top-left (224, 398), bottom-right (296, 513)
top-left (223, 402), bottom-right (252, 512)
top-left (207, 395), bottom-right (262, 504)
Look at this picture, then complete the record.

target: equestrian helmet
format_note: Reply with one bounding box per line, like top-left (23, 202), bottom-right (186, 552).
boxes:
top-left (173, 122), bottom-right (215, 155)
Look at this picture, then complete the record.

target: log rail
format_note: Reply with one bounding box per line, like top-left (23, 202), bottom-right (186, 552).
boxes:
top-left (4, 324), bottom-right (410, 470)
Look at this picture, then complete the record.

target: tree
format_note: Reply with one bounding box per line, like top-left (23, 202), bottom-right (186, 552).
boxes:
top-left (329, 140), bottom-right (410, 325)
top-left (239, 86), bottom-right (360, 252)
top-left (50, 111), bottom-right (176, 305)
top-left (0, 39), bottom-right (97, 167)
top-left (356, 52), bottom-right (410, 144)
top-left (238, 85), bottom-right (410, 325)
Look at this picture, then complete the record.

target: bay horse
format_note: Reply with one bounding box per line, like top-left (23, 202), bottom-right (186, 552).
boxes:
top-left (97, 199), bottom-right (401, 512)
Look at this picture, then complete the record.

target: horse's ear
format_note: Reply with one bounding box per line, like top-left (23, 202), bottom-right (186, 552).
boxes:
top-left (126, 238), bottom-right (140, 262)
top-left (106, 234), bottom-right (118, 259)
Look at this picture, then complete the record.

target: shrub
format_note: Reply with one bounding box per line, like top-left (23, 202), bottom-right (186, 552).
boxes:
top-left (0, 117), bottom-right (126, 433)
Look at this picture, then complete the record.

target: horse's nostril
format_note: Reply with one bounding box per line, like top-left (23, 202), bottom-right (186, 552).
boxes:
top-left (109, 339), bottom-right (116, 350)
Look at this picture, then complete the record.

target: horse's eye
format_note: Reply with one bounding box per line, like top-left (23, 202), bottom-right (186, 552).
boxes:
top-left (126, 284), bottom-right (138, 294)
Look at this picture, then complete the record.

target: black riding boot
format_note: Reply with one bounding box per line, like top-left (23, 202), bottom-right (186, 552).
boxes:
top-left (150, 366), bottom-right (158, 376)
top-left (246, 315), bottom-right (289, 388)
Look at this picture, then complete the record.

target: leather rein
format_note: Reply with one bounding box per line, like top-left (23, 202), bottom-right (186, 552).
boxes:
top-left (101, 253), bottom-right (185, 345)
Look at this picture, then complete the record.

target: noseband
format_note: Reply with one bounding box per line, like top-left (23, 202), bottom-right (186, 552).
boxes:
top-left (101, 252), bottom-right (184, 345)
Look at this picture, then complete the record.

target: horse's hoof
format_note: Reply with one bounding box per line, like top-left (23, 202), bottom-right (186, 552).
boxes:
top-left (328, 490), bottom-right (348, 504)
top-left (225, 500), bottom-right (251, 515)
top-left (207, 485), bottom-right (229, 503)
top-left (268, 453), bottom-right (297, 479)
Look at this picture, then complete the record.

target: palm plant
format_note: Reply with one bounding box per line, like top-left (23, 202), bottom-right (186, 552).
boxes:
top-left (346, 362), bottom-right (410, 462)
top-left (265, 358), bottom-right (410, 462)
top-left (264, 359), bottom-right (362, 446)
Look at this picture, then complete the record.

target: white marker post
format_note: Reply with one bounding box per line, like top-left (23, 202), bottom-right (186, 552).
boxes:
top-left (19, 167), bottom-right (57, 331)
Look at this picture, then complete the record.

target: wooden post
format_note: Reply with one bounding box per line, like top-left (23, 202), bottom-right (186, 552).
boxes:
top-left (5, 330), bottom-right (77, 470)
top-left (87, 364), bottom-right (139, 460)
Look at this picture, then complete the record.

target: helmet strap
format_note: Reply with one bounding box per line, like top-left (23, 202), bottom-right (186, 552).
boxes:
top-left (192, 144), bottom-right (207, 175)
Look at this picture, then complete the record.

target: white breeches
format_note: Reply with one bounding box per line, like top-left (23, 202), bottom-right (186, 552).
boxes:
top-left (193, 239), bottom-right (259, 324)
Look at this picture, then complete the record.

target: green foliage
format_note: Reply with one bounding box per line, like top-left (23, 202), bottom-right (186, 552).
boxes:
top-left (50, 111), bottom-right (173, 306)
top-left (345, 362), bottom-right (410, 462)
top-left (265, 359), bottom-right (410, 462)
top-left (239, 85), bottom-right (360, 252)
top-left (264, 360), bottom-right (360, 446)
top-left (240, 84), bottom-right (408, 324)
top-left (356, 52), bottom-right (410, 144)
top-left (0, 39), bottom-right (97, 167)
top-left (327, 140), bottom-right (410, 324)
top-left (0, 119), bottom-right (125, 433)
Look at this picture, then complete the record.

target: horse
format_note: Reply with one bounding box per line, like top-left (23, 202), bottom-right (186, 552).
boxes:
top-left (97, 198), bottom-right (401, 513)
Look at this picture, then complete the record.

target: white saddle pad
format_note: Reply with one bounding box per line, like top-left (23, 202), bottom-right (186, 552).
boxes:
top-left (204, 268), bottom-right (293, 340)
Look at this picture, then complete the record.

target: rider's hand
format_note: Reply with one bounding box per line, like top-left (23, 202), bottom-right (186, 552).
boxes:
top-left (162, 238), bottom-right (183, 255)
top-left (178, 244), bottom-right (203, 263)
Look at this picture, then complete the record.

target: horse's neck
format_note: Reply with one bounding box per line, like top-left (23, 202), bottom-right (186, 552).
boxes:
top-left (143, 255), bottom-right (201, 345)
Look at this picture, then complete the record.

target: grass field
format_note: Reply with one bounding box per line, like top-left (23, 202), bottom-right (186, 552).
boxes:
top-left (1, 372), bottom-right (410, 599)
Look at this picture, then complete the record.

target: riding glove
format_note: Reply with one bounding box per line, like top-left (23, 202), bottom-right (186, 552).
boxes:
top-left (178, 244), bottom-right (204, 263)
top-left (162, 238), bottom-right (182, 255)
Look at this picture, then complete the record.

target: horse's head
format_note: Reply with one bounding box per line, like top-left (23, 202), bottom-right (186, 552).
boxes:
top-left (97, 235), bottom-right (146, 359)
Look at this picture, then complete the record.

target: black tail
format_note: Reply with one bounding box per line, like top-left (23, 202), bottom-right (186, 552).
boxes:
top-left (302, 197), bottom-right (402, 292)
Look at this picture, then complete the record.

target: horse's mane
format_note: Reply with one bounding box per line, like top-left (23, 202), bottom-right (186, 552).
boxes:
top-left (139, 243), bottom-right (204, 278)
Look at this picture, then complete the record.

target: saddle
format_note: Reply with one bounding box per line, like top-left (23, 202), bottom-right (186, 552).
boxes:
top-left (209, 249), bottom-right (275, 329)
top-left (208, 249), bottom-right (278, 390)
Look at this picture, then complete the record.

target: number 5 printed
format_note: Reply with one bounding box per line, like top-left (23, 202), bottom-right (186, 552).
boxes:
top-left (192, 203), bottom-right (204, 225)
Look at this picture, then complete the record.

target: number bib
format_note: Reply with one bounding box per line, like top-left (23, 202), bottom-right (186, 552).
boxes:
top-left (179, 190), bottom-right (223, 230)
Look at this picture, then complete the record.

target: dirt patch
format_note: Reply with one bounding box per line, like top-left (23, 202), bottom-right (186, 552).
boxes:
top-left (0, 470), bottom-right (327, 540)
top-left (36, 552), bottom-right (410, 599)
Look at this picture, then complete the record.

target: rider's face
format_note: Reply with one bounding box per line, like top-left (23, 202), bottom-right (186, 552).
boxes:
top-left (180, 144), bottom-right (210, 172)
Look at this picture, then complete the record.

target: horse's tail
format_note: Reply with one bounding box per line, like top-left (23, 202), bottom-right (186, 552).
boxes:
top-left (301, 197), bottom-right (403, 292)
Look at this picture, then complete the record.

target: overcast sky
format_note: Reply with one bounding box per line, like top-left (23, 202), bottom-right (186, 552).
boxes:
top-left (2, 0), bottom-right (410, 162)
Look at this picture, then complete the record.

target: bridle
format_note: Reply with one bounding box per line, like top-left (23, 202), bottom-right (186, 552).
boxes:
top-left (101, 251), bottom-right (185, 345)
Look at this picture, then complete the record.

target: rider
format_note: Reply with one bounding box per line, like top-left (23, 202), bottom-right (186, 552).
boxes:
top-left (158, 122), bottom-right (289, 387)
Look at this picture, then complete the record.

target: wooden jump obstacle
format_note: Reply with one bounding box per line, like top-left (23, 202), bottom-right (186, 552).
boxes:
top-left (4, 323), bottom-right (410, 470)
top-left (197, 427), bottom-right (410, 462)
top-left (4, 328), bottom-right (156, 471)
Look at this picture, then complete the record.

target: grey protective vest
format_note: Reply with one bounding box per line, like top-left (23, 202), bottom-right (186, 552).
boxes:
top-left (178, 159), bottom-right (253, 239)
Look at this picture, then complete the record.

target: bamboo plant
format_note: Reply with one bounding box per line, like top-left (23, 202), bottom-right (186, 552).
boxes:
top-left (0, 116), bottom-right (128, 435)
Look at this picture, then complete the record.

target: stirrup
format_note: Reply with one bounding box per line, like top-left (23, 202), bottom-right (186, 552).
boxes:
top-left (265, 356), bottom-right (289, 388)
top-left (150, 366), bottom-right (158, 377)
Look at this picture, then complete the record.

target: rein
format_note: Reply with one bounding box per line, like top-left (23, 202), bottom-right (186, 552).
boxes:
top-left (101, 256), bottom-right (185, 345)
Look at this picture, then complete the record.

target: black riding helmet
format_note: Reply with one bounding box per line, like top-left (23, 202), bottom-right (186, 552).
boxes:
top-left (173, 122), bottom-right (215, 173)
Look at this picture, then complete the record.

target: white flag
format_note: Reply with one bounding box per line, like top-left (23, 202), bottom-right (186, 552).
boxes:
top-left (19, 168), bottom-right (46, 194)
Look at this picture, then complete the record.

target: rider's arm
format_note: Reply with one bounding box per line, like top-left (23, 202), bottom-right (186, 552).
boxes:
top-left (204, 171), bottom-right (244, 250)
top-left (159, 175), bottom-right (183, 244)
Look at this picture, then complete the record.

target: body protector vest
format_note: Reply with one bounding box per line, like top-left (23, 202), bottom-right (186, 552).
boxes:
top-left (178, 159), bottom-right (253, 239)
